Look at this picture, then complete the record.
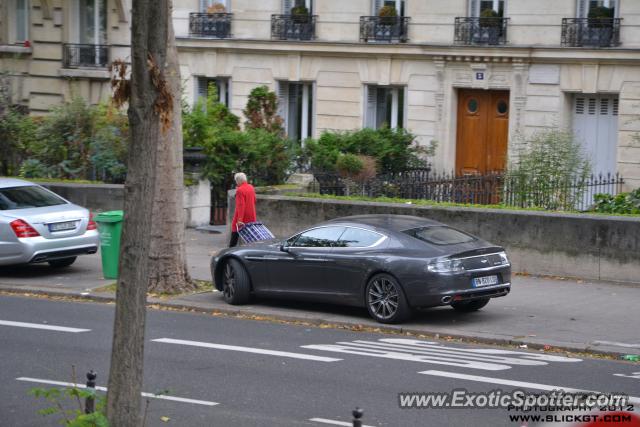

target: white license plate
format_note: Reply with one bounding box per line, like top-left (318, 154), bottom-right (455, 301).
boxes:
top-left (472, 275), bottom-right (499, 287)
top-left (48, 221), bottom-right (77, 232)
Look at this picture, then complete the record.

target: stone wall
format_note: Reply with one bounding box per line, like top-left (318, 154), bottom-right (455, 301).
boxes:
top-left (252, 195), bottom-right (640, 284)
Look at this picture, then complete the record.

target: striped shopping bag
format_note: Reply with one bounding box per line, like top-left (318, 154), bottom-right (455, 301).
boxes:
top-left (237, 221), bottom-right (275, 243)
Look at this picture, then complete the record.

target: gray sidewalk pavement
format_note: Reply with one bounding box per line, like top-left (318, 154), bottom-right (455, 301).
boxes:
top-left (0, 229), bottom-right (638, 358)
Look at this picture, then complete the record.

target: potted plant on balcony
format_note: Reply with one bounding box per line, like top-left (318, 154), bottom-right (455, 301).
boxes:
top-left (586, 5), bottom-right (614, 46)
top-left (479, 8), bottom-right (500, 27)
top-left (378, 5), bottom-right (398, 25)
top-left (207, 2), bottom-right (226, 13)
top-left (291, 4), bottom-right (310, 23)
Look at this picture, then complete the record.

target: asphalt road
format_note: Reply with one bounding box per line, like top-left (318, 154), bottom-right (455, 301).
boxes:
top-left (0, 295), bottom-right (638, 427)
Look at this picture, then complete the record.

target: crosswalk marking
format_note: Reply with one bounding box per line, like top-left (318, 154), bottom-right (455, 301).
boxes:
top-left (419, 370), bottom-right (640, 405)
top-left (301, 338), bottom-right (581, 371)
top-left (0, 320), bottom-right (90, 333)
top-left (152, 338), bottom-right (342, 362)
top-left (16, 377), bottom-right (219, 406)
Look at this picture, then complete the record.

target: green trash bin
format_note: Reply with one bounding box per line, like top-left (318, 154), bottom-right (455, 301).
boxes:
top-left (95, 210), bottom-right (124, 280)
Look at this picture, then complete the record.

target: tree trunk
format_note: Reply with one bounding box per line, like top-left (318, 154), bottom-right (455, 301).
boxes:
top-left (106, 0), bottom-right (170, 425)
top-left (147, 6), bottom-right (196, 295)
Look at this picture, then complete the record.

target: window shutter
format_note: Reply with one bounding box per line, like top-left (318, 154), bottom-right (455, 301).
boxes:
top-left (365, 86), bottom-right (377, 129)
top-left (277, 82), bottom-right (289, 128)
top-left (373, 0), bottom-right (383, 15)
top-left (282, 0), bottom-right (292, 14)
top-left (577, 0), bottom-right (587, 18)
top-left (468, 0), bottom-right (479, 16)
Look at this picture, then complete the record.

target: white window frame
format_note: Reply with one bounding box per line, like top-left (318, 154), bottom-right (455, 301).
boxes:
top-left (195, 76), bottom-right (231, 108)
top-left (576, 0), bottom-right (620, 18)
top-left (364, 85), bottom-right (406, 130)
top-left (277, 81), bottom-right (314, 144)
top-left (8, 0), bottom-right (30, 44)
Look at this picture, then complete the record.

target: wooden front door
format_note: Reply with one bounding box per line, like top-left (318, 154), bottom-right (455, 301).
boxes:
top-left (456, 90), bottom-right (509, 176)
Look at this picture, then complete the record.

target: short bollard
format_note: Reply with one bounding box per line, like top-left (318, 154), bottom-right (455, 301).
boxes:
top-left (352, 407), bottom-right (364, 427)
top-left (85, 370), bottom-right (97, 414)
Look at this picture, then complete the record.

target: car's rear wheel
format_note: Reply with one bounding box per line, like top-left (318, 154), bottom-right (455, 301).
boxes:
top-left (451, 298), bottom-right (490, 312)
top-left (365, 274), bottom-right (411, 324)
top-left (48, 257), bottom-right (77, 268)
top-left (222, 258), bottom-right (251, 305)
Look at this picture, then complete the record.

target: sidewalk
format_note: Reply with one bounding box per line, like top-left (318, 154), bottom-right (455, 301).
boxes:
top-left (0, 229), bottom-right (638, 358)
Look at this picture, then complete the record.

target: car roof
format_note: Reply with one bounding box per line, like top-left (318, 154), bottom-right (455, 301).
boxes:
top-left (0, 178), bottom-right (35, 189)
top-left (324, 214), bottom-right (444, 233)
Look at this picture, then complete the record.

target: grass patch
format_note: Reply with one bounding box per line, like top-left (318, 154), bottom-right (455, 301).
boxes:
top-left (92, 280), bottom-right (213, 297)
top-left (291, 192), bottom-right (640, 217)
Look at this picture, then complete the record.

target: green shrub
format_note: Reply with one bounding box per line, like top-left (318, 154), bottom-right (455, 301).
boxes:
top-left (336, 153), bottom-right (364, 177)
top-left (304, 127), bottom-right (433, 174)
top-left (0, 106), bottom-right (37, 176)
top-left (507, 130), bottom-right (591, 210)
top-left (593, 188), bottom-right (640, 214)
top-left (242, 85), bottom-right (284, 135)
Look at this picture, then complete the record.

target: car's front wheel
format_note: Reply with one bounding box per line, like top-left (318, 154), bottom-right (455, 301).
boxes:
top-left (48, 257), bottom-right (77, 268)
top-left (365, 274), bottom-right (411, 324)
top-left (222, 258), bottom-right (251, 305)
top-left (451, 298), bottom-right (490, 312)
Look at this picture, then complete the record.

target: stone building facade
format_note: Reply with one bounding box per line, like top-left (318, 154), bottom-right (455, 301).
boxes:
top-left (2, 0), bottom-right (639, 188)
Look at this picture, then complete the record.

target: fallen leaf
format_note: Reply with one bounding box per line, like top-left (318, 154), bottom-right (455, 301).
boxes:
top-left (160, 416), bottom-right (170, 422)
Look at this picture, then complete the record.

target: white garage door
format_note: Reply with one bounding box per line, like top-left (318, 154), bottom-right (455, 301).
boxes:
top-left (573, 95), bottom-right (619, 176)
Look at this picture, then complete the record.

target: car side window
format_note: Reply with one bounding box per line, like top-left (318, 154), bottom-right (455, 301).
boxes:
top-left (291, 226), bottom-right (346, 248)
top-left (336, 227), bottom-right (383, 248)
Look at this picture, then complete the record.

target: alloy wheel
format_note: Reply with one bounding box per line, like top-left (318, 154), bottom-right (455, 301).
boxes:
top-left (223, 263), bottom-right (236, 300)
top-left (367, 277), bottom-right (399, 320)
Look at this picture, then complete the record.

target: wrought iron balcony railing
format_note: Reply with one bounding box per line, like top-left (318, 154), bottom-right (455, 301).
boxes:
top-left (360, 16), bottom-right (410, 43)
top-left (271, 14), bottom-right (317, 41)
top-left (189, 13), bottom-right (233, 38)
top-left (561, 18), bottom-right (622, 47)
top-left (62, 44), bottom-right (109, 68)
top-left (454, 17), bottom-right (509, 45)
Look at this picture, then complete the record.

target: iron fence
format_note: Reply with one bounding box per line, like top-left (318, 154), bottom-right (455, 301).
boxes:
top-left (62, 44), bottom-right (109, 68)
top-left (311, 170), bottom-right (625, 212)
top-left (360, 16), bottom-right (410, 43)
top-left (189, 13), bottom-right (233, 38)
top-left (561, 18), bottom-right (622, 47)
top-left (454, 17), bottom-right (509, 45)
top-left (271, 14), bottom-right (317, 40)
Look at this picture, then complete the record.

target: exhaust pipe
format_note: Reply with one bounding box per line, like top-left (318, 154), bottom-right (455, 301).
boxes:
top-left (441, 296), bottom-right (453, 304)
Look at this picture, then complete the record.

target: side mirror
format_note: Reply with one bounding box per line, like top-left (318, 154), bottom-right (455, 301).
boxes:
top-left (279, 243), bottom-right (289, 253)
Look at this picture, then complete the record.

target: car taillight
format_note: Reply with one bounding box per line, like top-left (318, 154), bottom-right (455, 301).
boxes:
top-left (10, 219), bottom-right (40, 238)
top-left (87, 213), bottom-right (97, 231)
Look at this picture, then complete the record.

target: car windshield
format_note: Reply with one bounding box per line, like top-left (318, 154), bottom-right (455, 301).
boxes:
top-left (404, 226), bottom-right (476, 245)
top-left (0, 186), bottom-right (67, 210)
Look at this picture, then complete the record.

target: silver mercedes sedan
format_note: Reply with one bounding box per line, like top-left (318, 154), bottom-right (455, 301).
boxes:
top-left (0, 178), bottom-right (99, 267)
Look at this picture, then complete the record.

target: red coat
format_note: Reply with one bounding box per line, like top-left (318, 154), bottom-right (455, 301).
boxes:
top-left (231, 182), bottom-right (257, 232)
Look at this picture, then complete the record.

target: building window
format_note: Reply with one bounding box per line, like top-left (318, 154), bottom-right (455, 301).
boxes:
top-left (196, 77), bottom-right (230, 107)
top-left (78, 0), bottom-right (107, 44)
top-left (578, 0), bottom-right (618, 18)
top-left (365, 85), bottom-right (405, 130)
top-left (373, 0), bottom-right (405, 17)
top-left (470, 0), bottom-right (505, 17)
top-left (283, 0), bottom-right (313, 15)
top-left (278, 81), bottom-right (314, 142)
top-left (8, 0), bottom-right (30, 43)
top-left (199, 0), bottom-right (228, 12)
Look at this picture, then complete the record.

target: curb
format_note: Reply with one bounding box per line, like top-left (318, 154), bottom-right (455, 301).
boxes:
top-left (0, 285), bottom-right (634, 360)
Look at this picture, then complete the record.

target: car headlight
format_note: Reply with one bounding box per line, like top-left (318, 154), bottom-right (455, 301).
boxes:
top-left (497, 251), bottom-right (510, 266)
top-left (427, 258), bottom-right (465, 274)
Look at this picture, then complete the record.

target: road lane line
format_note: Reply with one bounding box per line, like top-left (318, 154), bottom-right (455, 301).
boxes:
top-left (0, 320), bottom-right (90, 333)
top-left (309, 418), bottom-right (375, 427)
top-left (16, 377), bottom-right (219, 406)
top-left (419, 370), bottom-right (640, 405)
top-left (152, 338), bottom-right (342, 362)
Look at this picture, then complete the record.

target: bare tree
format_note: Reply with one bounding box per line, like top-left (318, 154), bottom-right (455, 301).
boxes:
top-left (106, 0), bottom-right (172, 424)
top-left (147, 10), bottom-right (196, 294)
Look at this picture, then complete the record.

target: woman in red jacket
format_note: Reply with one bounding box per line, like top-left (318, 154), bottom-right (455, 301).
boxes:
top-left (229, 172), bottom-right (256, 247)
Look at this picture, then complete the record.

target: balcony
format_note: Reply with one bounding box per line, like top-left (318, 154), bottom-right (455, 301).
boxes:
top-left (189, 13), bottom-right (233, 38)
top-left (454, 17), bottom-right (509, 46)
top-left (360, 16), bottom-right (410, 43)
top-left (271, 14), bottom-right (317, 41)
top-left (62, 44), bottom-right (109, 68)
top-left (561, 18), bottom-right (622, 47)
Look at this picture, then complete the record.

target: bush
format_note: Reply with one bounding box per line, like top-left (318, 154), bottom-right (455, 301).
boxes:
top-left (0, 106), bottom-right (37, 176)
top-left (242, 85), bottom-right (284, 135)
top-left (304, 127), bottom-right (432, 174)
top-left (593, 188), bottom-right (640, 214)
top-left (507, 130), bottom-right (591, 210)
